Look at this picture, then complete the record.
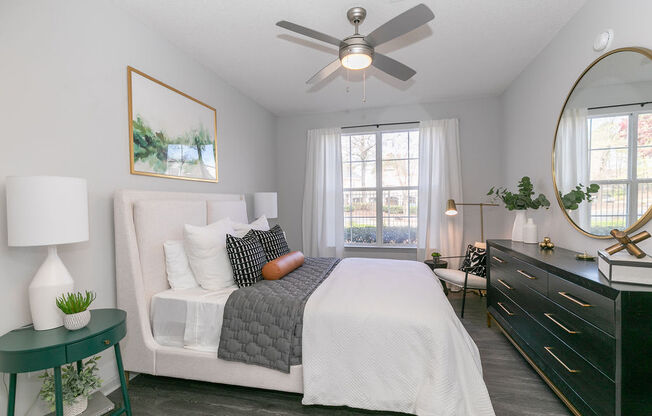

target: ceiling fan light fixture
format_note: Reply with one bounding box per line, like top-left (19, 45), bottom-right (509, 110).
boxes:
top-left (341, 52), bottom-right (372, 70)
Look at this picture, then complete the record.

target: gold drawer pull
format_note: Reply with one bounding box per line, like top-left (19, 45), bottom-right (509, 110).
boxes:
top-left (497, 279), bottom-right (514, 290)
top-left (492, 256), bottom-right (506, 263)
top-left (497, 302), bottom-right (515, 316)
top-left (544, 346), bottom-right (579, 373)
top-left (103, 339), bottom-right (111, 345)
top-left (516, 269), bottom-right (537, 280)
top-left (558, 292), bottom-right (592, 307)
top-left (544, 313), bottom-right (579, 334)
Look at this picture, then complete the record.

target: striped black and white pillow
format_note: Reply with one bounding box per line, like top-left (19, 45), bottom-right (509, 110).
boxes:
top-left (252, 224), bottom-right (290, 261)
top-left (226, 231), bottom-right (267, 288)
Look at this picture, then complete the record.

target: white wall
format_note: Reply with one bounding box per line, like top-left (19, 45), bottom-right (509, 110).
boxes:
top-left (0, 1), bottom-right (277, 414)
top-left (276, 97), bottom-right (508, 260)
top-left (501, 0), bottom-right (652, 254)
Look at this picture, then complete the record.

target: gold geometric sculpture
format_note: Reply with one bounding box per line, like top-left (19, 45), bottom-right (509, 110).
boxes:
top-left (605, 229), bottom-right (651, 259)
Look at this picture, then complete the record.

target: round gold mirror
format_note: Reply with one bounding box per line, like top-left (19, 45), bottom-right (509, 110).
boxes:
top-left (553, 47), bottom-right (652, 238)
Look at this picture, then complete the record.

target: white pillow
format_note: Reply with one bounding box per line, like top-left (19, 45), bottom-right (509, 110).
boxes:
top-left (163, 240), bottom-right (198, 289)
top-left (184, 218), bottom-right (237, 290)
top-left (231, 215), bottom-right (270, 237)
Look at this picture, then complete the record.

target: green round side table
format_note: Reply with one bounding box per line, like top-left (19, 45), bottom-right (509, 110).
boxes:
top-left (0, 308), bottom-right (132, 416)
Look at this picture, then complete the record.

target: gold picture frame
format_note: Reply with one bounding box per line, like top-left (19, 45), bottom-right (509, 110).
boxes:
top-left (127, 66), bottom-right (218, 182)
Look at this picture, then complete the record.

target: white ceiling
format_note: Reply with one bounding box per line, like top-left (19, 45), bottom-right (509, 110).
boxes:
top-left (112, 0), bottom-right (587, 116)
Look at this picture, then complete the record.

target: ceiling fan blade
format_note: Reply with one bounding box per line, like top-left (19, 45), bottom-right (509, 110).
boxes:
top-left (276, 20), bottom-right (342, 47)
top-left (307, 59), bottom-right (342, 84)
top-left (372, 53), bottom-right (416, 81)
top-left (365, 3), bottom-right (434, 47)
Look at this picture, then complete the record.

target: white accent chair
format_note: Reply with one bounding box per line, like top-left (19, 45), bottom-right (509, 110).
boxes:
top-left (433, 242), bottom-right (487, 318)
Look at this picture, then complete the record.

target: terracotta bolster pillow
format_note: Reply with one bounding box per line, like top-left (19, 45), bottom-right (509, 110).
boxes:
top-left (262, 251), bottom-right (305, 280)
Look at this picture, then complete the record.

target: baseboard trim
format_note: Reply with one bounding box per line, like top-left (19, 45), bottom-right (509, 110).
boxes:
top-left (488, 312), bottom-right (582, 416)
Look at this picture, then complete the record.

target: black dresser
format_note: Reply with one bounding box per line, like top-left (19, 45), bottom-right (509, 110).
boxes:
top-left (487, 240), bottom-right (652, 416)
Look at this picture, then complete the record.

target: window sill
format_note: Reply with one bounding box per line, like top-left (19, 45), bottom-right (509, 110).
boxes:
top-left (344, 244), bottom-right (417, 250)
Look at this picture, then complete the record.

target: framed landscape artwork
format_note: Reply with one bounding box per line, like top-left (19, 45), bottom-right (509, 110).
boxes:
top-left (127, 66), bottom-right (218, 182)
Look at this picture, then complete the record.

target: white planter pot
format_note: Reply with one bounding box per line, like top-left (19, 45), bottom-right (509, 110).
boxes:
top-left (523, 218), bottom-right (538, 244)
top-left (63, 310), bottom-right (91, 331)
top-left (64, 395), bottom-right (88, 416)
top-left (511, 211), bottom-right (527, 242)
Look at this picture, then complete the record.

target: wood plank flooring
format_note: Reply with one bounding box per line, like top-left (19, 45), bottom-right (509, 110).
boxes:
top-left (109, 291), bottom-right (571, 415)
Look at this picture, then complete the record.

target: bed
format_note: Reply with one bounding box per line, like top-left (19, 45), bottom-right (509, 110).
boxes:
top-left (114, 189), bottom-right (494, 415)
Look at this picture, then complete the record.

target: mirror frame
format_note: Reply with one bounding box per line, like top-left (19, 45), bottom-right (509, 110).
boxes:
top-left (552, 47), bottom-right (652, 239)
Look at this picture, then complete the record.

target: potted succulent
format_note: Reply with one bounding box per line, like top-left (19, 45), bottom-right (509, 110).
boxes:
top-left (488, 176), bottom-right (550, 242)
top-left (39, 356), bottom-right (102, 416)
top-left (56, 291), bottom-right (96, 331)
top-left (431, 251), bottom-right (442, 264)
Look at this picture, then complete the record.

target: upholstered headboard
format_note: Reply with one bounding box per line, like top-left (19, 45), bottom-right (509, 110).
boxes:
top-left (114, 189), bottom-right (247, 373)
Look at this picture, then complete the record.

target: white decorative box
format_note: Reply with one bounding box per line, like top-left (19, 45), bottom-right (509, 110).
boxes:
top-left (598, 250), bottom-right (652, 285)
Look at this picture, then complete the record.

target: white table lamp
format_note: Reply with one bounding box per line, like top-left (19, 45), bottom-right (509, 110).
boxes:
top-left (254, 192), bottom-right (278, 219)
top-left (6, 176), bottom-right (89, 330)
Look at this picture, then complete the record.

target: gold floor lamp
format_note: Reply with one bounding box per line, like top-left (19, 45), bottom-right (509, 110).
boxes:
top-left (445, 199), bottom-right (498, 242)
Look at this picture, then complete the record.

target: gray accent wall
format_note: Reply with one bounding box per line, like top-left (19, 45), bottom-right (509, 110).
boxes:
top-left (0, 1), bottom-right (276, 414)
top-left (501, 0), bottom-right (652, 255)
top-left (275, 98), bottom-right (508, 260)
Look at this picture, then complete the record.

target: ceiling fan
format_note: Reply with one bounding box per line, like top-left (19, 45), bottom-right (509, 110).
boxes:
top-left (276, 3), bottom-right (435, 84)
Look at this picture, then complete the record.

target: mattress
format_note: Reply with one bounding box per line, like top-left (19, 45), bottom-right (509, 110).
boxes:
top-left (151, 287), bottom-right (236, 352)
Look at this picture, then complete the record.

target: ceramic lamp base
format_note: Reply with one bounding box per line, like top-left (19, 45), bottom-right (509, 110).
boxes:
top-left (29, 246), bottom-right (74, 330)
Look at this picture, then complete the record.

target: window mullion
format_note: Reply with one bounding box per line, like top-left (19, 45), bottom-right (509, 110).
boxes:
top-left (629, 113), bottom-right (638, 226)
top-left (376, 131), bottom-right (383, 246)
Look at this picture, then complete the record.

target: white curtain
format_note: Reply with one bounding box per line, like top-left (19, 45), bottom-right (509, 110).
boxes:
top-left (417, 119), bottom-right (464, 266)
top-left (557, 108), bottom-right (589, 229)
top-left (302, 127), bottom-right (344, 257)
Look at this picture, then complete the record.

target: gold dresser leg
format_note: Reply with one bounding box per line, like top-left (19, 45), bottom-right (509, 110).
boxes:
top-left (125, 371), bottom-right (130, 387)
top-left (487, 312), bottom-right (492, 328)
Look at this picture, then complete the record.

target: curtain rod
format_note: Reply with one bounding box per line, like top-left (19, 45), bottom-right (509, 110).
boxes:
top-left (588, 101), bottom-right (652, 111)
top-left (341, 121), bottom-right (419, 130)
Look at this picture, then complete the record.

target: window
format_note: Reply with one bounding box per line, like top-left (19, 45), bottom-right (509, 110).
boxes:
top-left (341, 129), bottom-right (419, 246)
top-left (587, 111), bottom-right (652, 234)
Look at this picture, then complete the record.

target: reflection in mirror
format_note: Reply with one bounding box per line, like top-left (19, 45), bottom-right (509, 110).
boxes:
top-left (554, 48), bottom-right (652, 237)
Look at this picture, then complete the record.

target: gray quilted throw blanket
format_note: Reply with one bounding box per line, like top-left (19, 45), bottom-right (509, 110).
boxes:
top-left (218, 257), bottom-right (340, 373)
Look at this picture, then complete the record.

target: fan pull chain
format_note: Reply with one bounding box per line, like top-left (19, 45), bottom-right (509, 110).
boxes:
top-left (346, 69), bottom-right (350, 93)
top-left (362, 70), bottom-right (366, 103)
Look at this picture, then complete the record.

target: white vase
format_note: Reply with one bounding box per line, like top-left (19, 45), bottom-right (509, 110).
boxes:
top-left (64, 395), bottom-right (88, 416)
top-left (511, 211), bottom-right (527, 242)
top-left (63, 310), bottom-right (91, 331)
top-left (523, 218), bottom-right (538, 244)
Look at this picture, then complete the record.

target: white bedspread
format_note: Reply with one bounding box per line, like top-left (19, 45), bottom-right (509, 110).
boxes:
top-left (302, 258), bottom-right (495, 416)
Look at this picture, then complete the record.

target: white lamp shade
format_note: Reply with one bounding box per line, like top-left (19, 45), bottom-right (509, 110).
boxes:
top-left (6, 176), bottom-right (89, 246)
top-left (254, 192), bottom-right (278, 219)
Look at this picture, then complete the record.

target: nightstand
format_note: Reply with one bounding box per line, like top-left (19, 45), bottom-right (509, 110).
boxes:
top-left (424, 259), bottom-right (449, 295)
top-left (0, 309), bottom-right (132, 416)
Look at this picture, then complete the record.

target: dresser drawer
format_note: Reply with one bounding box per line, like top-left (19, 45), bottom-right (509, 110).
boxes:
top-left (66, 324), bottom-right (126, 362)
top-left (489, 248), bottom-right (548, 295)
top-left (527, 288), bottom-right (615, 379)
top-left (490, 285), bottom-right (537, 344)
top-left (548, 274), bottom-right (615, 336)
top-left (533, 326), bottom-right (615, 416)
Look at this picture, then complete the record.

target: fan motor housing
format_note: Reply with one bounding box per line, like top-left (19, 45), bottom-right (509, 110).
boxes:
top-left (339, 36), bottom-right (374, 61)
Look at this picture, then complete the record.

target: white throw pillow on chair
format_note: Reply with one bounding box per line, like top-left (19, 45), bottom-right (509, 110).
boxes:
top-left (184, 218), bottom-right (237, 290)
top-left (163, 240), bottom-right (198, 289)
